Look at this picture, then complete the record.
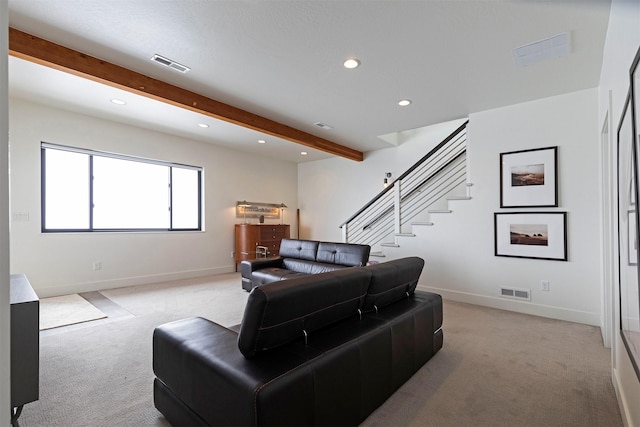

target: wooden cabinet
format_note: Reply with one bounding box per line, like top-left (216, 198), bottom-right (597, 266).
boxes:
top-left (235, 224), bottom-right (290, 269)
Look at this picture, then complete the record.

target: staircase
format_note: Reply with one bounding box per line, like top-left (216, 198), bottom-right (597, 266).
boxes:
top-left (339, 120), bottom-right (471, 257)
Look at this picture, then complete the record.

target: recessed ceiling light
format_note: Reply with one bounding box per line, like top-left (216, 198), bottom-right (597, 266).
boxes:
top-left (343, 58), bottom-right (360, 69)
top-left (398, 99), bottom-right (412, 107)
top-left (301, 151), bottom-right (308, 156)
top-left (198, 123), bottom-right (209, 128)
top-left (110, 98), bottom-right (126, 105)
top-left (258, 139), bottom-right (266, 144)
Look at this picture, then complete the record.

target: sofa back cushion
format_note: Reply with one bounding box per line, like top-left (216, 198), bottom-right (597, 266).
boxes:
top-left (316, 242), bottom-right (371, 267)
top-left (362, 257), bottom-right (425, 312)
top-left (278, 238), bottom-right (319, 261)
top-left (237, 268), bottom-right (371, 358)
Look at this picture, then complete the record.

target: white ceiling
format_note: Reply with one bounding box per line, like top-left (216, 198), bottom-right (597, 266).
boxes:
top-left (7, 0), bottom-right (611, 163)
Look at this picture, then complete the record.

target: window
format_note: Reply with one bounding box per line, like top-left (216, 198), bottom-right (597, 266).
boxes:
top-left (41, 143), bottom-right (202, 232)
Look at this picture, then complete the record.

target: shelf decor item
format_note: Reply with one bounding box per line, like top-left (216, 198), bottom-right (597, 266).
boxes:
top-left (237, 200), bottom-right (252, 223)
top-left (279, 203), bottom-right (287, 225)
top-left (500, 146), bottom-right (558, 208)
top-left (494, 212), bottom-right (567, 261)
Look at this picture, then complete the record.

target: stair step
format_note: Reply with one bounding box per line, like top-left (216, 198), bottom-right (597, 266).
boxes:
top-left (370, 251), bottom-right (386, 258)
top-left (428, 209), bottom-right (452, 214)
top-left (381, 243), bottom-right (400, 248)
top-left (447, 196), bottom-right (471, 201)
top-left (411, 222), bottom-right (434, 226)
top-left (395, 233), bottom-right (416, 237)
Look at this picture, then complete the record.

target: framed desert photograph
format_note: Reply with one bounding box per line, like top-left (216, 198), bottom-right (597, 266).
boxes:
top-left (236, 201), bottom-right (281, 219)
top-left (500, 146), bottom-right (558, 208)
top-left (494, 212), bottom-right (567, 261)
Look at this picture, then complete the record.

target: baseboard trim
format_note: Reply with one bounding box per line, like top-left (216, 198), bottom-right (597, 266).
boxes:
top-left (36, 266), bottom-right (236, 298)
top-left (613, 367), bottom-right (633, 427)
top-left (420, 285), bottom-right (600, 326)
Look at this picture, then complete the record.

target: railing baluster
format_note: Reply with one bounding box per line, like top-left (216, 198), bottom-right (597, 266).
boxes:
top-left (394, 179), bottom-right (401, 235)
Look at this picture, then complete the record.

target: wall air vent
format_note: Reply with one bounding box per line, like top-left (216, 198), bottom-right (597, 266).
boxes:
top-left (500, 286), bottom-right (531, 301)
top-left (151, 54), bottom-right (190, 74)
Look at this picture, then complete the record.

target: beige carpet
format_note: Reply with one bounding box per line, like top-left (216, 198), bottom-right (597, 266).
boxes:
top-left (39, 293), bottom-right (107, 330)
top-left (18, 273), bottom-right (622, 426)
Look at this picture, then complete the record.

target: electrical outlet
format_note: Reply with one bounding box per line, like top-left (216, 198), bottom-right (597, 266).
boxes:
top-left (541, 280), bottom-right (550, 291)
top-left (93, 261), bottom-right (102, 271)
top-left (231, 251), bottom-right (235, 258)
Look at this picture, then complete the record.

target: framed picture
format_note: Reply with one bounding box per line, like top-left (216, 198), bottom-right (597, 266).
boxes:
top-left (236, 201), bottom-right (281, 219)
top-left (494, 212), bottom-right (567, 261)
top-left (500, 146), bottom-right (558, 208)
top-left (620, 43), bottom-right (640, 382)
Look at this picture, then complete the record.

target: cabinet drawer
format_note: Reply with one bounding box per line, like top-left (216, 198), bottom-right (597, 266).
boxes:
top-left (266, 241), bottom-right (281, 250)
top-left (260, 227), bottom-right (286, 241)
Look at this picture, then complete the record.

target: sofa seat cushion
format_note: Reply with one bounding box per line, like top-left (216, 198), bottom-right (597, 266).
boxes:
top-left (238, 268), bottom-right (372, 358)
top-left (282, 258), bottom-right (348, 275)
top-left (251, 268), bottom-right (307, 286)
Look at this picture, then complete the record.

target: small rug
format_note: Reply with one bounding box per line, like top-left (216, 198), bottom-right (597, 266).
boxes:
top-left (39, 293), bottom-right (107, 330)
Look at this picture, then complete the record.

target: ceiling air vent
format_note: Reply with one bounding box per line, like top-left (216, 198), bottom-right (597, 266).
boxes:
top-left (500, 286), bottom-right (531, 301)
top-left (151, 54), bottom-right (190, 74)
top-left (513, 32), bottom-right (571, 67)
top-left (314, 122), bottom-right (334, 130)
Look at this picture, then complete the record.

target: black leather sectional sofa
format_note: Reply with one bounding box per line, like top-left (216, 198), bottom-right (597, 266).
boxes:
top-left (153, 257), bottom-right (443, 426)
top-left (240, 238), bottom-right (371, 291)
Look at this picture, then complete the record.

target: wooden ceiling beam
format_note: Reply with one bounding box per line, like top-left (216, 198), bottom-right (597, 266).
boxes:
top-left (8, 28), bottom-right (363, 162)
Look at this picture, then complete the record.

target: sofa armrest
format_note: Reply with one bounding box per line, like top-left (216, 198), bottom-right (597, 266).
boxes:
top-left (153, 316), bottom-right (318, 426)
top-left (240, 257), bottom-right (284, 279)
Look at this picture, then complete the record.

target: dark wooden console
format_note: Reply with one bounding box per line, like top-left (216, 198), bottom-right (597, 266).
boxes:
top-left (10, 273), bottom-right (39, 425)
top-left (234, 224), bottom-right (290, 270)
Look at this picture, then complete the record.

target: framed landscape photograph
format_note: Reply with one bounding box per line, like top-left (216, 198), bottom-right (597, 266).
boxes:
top-left (500, 146), bottom-right (558, 208)
top-left (494, 212), bottom-right (567, 261)
top-left (236, 201), bottom-right (281, 219)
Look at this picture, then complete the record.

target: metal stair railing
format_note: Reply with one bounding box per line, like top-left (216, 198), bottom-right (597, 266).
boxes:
top-left (340, 120), bottom-right (468, 246)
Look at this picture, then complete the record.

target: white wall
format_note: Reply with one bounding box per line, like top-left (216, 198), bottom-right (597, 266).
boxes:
top-left (299, 90), bottom-right (601, 326)
top-left (464, 89), bottom-right (600, 323)
top-left (8, 98), bottom-right (298, 297)
top-left (598, 0), bottom-right (640, 424)
top-left (1, 0), bottom-right (11, 423)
